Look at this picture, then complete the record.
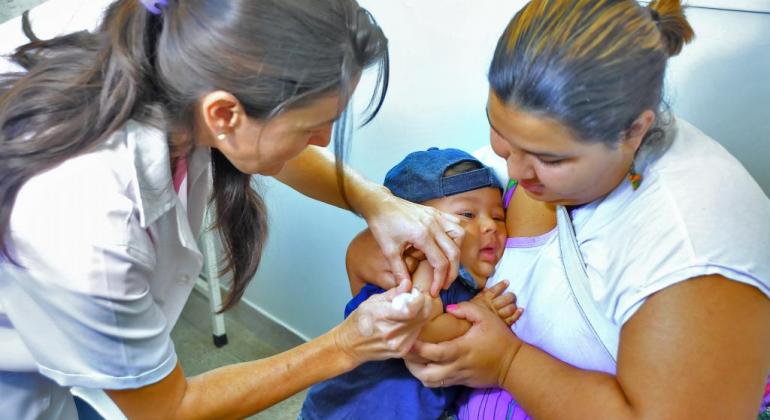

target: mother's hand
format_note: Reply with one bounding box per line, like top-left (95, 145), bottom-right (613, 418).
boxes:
top-left (333, 279), bottom-right (434, 366)
top-left (360, 193), bottom-right (464, 296)
top-left (404, 300), bottom-right (522, 388)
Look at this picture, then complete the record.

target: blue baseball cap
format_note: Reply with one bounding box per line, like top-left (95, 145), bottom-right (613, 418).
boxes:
top-left (384, 147), bottom-right (502, 203)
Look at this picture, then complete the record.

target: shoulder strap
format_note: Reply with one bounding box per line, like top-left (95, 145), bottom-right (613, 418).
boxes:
top-left (556, 206), bottom-right (618, 362)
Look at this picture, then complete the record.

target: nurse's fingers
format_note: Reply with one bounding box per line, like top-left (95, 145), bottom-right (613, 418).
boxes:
top-left (378, 280), bottom-right (432, 322)
top-left (384, 253), bottom-right (412, 288)
top-left (420, 227), bottom-right (460, 297)
top-left (438, 211), bottom-right (464, 240)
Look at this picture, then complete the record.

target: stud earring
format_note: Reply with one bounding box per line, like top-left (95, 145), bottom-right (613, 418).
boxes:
top-left (628, 164), bottom-right (642, 191)
top-left (217, 132), bottom-right (228, 142)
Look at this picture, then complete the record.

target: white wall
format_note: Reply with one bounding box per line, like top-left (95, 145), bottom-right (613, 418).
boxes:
top-left (245, 2), bottom-right (770, 340)
top-left (665, 6), bottom-right (770, 195)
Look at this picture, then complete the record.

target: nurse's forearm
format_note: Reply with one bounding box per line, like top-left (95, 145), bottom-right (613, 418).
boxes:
top-left (274, 146), bottom-right (387, 218)
top-left (108, 326), bottom-right (356, 419)
top-left (184, 328), bottom-right (354, 419)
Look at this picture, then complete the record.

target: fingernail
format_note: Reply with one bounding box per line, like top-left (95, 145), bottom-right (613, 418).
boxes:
top-left (446, 304), bottom-right (458, 312)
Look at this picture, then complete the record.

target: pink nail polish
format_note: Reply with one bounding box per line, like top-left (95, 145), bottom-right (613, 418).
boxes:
top-left (446, 304), bottom-right (458, 312)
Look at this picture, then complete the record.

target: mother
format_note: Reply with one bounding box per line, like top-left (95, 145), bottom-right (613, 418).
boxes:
top-left (0, 0), bottom-right (463, 418)
top-left (355, 0), bottom-right (770, 417)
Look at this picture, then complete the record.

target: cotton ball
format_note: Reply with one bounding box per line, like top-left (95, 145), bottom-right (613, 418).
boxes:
top-left (391, 288), bottom-right (421, 312)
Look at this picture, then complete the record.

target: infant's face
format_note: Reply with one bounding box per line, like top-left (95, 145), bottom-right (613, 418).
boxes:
top-left (423, 187), bottom-right (506, 286)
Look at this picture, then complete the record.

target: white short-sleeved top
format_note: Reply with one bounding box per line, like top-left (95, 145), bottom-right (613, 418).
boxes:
top-left (478, 118), bottom-right (770, 373)
top-left (0, 121), bottom-right (211, 417)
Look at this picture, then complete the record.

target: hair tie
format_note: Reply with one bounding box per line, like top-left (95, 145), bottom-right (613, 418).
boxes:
top-left (140, 0), bottom-right (168, 15)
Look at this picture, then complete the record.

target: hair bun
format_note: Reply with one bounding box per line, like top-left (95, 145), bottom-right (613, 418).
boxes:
top-left (647, 0), bottom-right (695, 56)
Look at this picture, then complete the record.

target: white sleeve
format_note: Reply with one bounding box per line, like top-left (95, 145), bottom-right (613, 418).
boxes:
top-left (0, 161), bottom-right (176, 390)
top-left (603, 172), bottom-right (770, 326)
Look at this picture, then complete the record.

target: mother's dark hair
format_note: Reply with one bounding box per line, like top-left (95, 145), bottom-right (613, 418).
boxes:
top-left (489, 0), bottom-right (694, 149)
top-left (0, 0), bottom-right (389, 310)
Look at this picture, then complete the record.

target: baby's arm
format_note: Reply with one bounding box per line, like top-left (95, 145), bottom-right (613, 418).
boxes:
top-left (416, 263), bottom-right (522, 343)
top-left (410, 261), bottom-right (444, 322)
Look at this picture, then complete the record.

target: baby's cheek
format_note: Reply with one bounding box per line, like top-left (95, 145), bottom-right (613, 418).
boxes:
top-left (459, 242), bottom-right (478, 268)
top-left (497, 230), bottom-right (507, 247)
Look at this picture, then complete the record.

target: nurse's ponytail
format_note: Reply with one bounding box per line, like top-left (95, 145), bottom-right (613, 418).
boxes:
top-left (0, 0), bottom-right (161, 259)
top-left (0, 0), bottom-right (389, 311)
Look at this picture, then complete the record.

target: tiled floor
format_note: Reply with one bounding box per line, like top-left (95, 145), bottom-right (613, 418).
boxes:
top-left (173, 291), bottom-right (309, 419)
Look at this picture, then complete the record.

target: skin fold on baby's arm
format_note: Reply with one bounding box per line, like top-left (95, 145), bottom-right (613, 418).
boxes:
top-left (411, 261), bottom-right (522, 343)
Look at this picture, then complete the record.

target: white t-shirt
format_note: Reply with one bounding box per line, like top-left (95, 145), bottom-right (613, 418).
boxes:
top-left (0, 121), bottom-right (211, 419)
top-left (478, 117), bottom-right (770, 374)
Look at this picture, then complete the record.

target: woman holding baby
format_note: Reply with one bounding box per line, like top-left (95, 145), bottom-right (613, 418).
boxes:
top-left (353, 0), bottom-right (770, 418)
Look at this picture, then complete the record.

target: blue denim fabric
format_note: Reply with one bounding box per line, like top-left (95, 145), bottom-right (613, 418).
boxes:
top-left (384, 147), bottom-right (501, 203)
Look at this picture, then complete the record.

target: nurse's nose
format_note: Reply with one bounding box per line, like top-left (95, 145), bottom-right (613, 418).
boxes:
top-left (308, 124), bottom-right (333, 147)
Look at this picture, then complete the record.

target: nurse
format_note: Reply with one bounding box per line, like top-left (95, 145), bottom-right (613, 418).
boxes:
top-left (352, 0), bottom-right (770, 417)
top-left (0, 0), bottom-right (462, 418)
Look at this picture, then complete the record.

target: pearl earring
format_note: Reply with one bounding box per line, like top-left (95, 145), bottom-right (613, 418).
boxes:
top-left (217, 132), bottom-right (228, 141)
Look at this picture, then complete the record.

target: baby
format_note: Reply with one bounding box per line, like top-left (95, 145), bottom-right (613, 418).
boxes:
top-left (299, 147), bottom-right (522, 420)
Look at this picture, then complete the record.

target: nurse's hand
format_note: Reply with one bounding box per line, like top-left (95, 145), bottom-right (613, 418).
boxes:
top-left (357, 193), bottom-right (464, 297)
top-left (345, 229), bottom-right (422, 295)
top-left (404, 300), bottom-right (522, 388)
top-left (333, 279), bottom-right (434, 365)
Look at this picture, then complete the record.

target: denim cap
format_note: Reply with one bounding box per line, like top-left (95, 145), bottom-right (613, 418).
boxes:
top-left (384, 147), bottom-right (501, 203)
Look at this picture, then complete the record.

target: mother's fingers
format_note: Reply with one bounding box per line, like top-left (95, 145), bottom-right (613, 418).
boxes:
top-left (404, 358), bottom-right (468, 388)
top-left (410, 339), bottom-right (461, 364)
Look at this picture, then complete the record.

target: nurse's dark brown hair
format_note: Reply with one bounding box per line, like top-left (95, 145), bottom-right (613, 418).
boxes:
top-left (0, 0), bottom-right (388, 311)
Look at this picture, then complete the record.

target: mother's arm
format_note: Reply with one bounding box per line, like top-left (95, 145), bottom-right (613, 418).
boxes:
top-left (275, 146), bottom-right (463, 295)
top-left (407, 275), bottom-right (770, 419)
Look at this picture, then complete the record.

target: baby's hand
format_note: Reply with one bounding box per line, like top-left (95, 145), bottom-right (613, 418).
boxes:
top-left (471, 280), bottom-right (523, 327)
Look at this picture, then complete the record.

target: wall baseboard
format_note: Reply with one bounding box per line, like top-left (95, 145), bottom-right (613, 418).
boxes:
top-left (238, 296), bottom-right (313, 344)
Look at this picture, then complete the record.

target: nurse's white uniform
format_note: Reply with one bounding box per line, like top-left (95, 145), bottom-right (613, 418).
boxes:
top-left (1, 2), bottom-right (209, 417)
top-left (0, 120), bottom-right (212, 419)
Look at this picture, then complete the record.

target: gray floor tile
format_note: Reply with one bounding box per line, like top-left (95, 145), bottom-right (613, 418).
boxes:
top-left (172, 290), bottom-right (309, 419)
